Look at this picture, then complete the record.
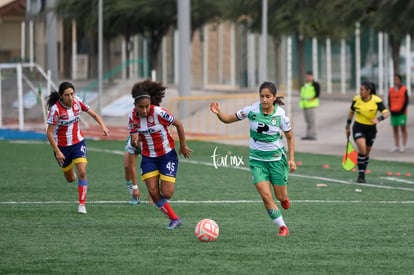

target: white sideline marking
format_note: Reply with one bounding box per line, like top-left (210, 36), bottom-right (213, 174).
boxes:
top-left (1, 200), bottom-right (414, 205)
top-left (88, 147), bottom-right (125, 155)
top-left (5, 143), bottom-right (411, 192)
top-left (291, 174), bottom-right (414, 192)
top-left (380, 177), bottom-right (414, 185)
top-left (88, 147), bottom-right (414, 192)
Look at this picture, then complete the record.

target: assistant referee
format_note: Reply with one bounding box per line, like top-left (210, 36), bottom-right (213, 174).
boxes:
top-left (345, 81), bottom-right (389, 183)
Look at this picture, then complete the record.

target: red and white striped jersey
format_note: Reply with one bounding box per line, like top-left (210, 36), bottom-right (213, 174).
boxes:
top-left (47, 96), bottom-right (90, 146)
top-left (128, 105), bottom-right (175, 157)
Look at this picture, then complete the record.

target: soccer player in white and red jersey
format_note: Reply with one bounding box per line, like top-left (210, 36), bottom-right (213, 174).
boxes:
top-left (128, 79), bottom-right (192, 229)
top-left (46, 82), bottom-right (109, 214)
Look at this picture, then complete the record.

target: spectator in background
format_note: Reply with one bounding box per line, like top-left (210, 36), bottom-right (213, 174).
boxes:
top-left (389, 74), bottom-right (409, 152)
top-left (299, 71), bottom-right (320, 140)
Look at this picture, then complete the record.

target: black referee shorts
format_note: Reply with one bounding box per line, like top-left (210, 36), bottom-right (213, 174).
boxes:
top-left (352, 122), bottom-right (377, 147)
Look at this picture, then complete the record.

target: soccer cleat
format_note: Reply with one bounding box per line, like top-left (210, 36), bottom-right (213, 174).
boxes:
top-left (390, 146), bottom-right (399, 153)
top-left (281, 198), bottom-right (290, 209)
top-left (129, 197), bottom-right (141, 205)
top-left (78, 204), bottom-right (87, 214)
top-left (278, 226), bottom-right (289, 236)
top-left (357, 174), bottom-right (366, 183)
top-left (166, 218), bottom-right (182, 230)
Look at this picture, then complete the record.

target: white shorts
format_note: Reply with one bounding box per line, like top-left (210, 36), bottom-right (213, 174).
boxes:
top-left (124, 137), bottom-right (141, 155)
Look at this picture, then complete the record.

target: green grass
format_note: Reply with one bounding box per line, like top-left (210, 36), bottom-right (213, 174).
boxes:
top-left (0, 140), bottom-right (413, 274)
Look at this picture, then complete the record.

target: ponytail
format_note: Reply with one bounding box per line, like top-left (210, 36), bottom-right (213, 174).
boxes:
top-left (47, 81), bottom-right (76, 109)
top-left (370, 82), bottom-right (377, 95)
top-left (362, 81), bottom-right (376, 95)
top-left (274, 96), bottom-right (285, 106)
top-left (47, 91), bottom-right (60, 109)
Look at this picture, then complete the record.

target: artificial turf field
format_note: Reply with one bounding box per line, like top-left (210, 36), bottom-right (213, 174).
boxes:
top-left (0, 139), bottom-right (413, 274)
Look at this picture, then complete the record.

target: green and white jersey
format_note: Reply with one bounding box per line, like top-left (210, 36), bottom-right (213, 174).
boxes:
top-left (235, 102), bottom-right (291, 161)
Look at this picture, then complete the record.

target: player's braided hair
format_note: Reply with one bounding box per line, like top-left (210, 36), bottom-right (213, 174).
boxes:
top-left (361, 81), bottom-right (377, 95)
top-left (47, 81), bottom-right (75, 109)
top-left (131, 79), bottom-right (166, 106)
top-left (259, 81), bottom-right (284, 106)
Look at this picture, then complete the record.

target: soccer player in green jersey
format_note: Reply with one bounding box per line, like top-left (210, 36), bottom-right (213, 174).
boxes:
top-left (210, 82), bottom-right (296, 236)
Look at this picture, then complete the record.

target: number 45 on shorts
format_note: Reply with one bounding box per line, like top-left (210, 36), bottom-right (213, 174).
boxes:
top-left (166, 161), bottom-right (176, 173)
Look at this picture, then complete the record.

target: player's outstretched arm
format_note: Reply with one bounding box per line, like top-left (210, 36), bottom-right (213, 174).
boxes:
top-left (173, 119), bottom-right (193, 158)
top-left (87, 109), bottom-right (110, 136)
top-left (284, 130), bottom-right (296, 173)
top-left (210, 102), bottom-right (239, 124)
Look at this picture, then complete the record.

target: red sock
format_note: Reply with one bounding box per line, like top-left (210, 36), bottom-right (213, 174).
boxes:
top-left (78, 185), bottom-right (87, 205)
top-left (159, 202), bottom-right (178, 220)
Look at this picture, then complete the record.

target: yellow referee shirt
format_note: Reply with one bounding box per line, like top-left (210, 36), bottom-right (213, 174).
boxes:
top-left (350, 95), bottom-right (388, 125)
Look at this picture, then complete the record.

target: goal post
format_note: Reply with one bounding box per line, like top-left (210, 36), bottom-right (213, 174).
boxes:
top-left (0, 62), bottom-right (57, 131)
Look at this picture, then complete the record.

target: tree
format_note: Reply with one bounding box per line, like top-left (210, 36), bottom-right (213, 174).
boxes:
top-left (221, 0), bottom-right (364, 85)
top-left (367, 1), bottom-right (414, 75)
top-left (272, 0), bottom-right (367, 84)
top-left (56, 0), bottom-right (177, 74)
top-left (56, 0), bottom-right (222, 76)
top-left (55, 0), bottom-right (129, 78)
top-left (110, 0), bottom-right (176, 72)
top-left (190, 0), bottom-right (222, 39)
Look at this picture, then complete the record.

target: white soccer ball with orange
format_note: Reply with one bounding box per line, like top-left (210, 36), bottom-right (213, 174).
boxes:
top-left (195, 219), bottom-right (219, 242)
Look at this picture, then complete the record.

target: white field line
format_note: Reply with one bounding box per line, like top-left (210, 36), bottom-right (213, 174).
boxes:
top-left (1, 200), bottom-right (414, 205)
top-left (88, 147), bottom-right (125, 155)
top-left (9, 142), bottom-right (412, 190)
top-left (88, 148), bottom-right (414, 192)
top-left (380, 177), bottom-right (414, 185)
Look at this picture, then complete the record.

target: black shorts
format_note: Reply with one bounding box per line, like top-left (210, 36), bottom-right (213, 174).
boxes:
top-left (352, 122), bottom-right (377, 147)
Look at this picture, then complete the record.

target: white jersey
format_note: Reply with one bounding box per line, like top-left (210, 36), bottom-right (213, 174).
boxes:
top-left (235, 102), bottom-right (291, 161)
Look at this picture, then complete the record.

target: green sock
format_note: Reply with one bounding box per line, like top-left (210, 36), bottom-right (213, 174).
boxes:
top-left (267, 208), bottom-right (281, 220)
top-left (125, 180), bottom-right (133, 186)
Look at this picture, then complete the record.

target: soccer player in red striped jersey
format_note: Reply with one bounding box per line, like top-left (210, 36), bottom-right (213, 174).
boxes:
top-left (128, 80), bottom-right (192, 229)
top-left (46, 82), bottom-right (109, 214)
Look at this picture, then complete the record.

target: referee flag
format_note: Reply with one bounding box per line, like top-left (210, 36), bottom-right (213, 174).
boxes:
top-left (342, 137), bottom-right (357, 171)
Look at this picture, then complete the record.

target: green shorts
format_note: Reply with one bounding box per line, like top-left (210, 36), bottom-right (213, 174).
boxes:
top-left (249, 156), bottom-right (288, 185)
top-left (390, 113), bottom-right (407, 127)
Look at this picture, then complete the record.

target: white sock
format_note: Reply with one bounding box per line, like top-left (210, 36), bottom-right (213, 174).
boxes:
top-left (273, 216), bottom-right (286, 228)
top-left (127, 184), bottom-right (133, 196)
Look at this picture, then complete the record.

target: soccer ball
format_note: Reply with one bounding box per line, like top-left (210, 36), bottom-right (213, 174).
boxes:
top-left (195, 219), bottom-right (219, 242)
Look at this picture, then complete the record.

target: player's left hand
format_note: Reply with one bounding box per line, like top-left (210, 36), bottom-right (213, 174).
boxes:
top-left (209, 102), bottom-right (221, 115)
top-left (371, 118), bottom-right (379, 124)
top-left (288, 160), bottom-right (296, 172)
top-left (132, 188), bottom-right (141, 200)
top-left (179, 145), bottom-right (193, 158)
top-left (102, 126), bottom-right (110, 136)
